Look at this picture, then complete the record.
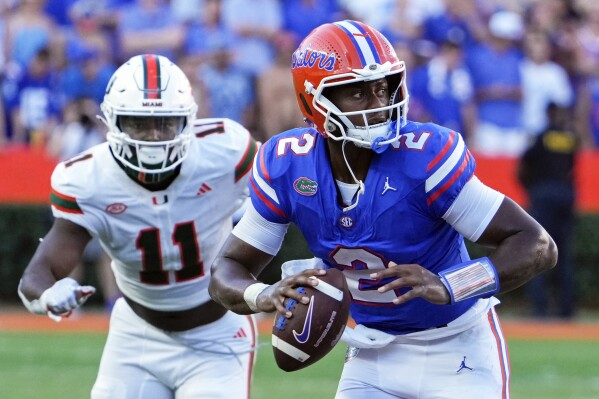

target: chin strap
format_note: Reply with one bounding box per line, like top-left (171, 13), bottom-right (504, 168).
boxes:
top-left (340, 140), bottom-right (365, 213)
top-left (371, 136), bottom-right (390, 154)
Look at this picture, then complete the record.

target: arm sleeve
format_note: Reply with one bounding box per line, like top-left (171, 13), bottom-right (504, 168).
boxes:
top-left (232, 201), bottom-right (290, 255)
top-left (442, 176), bottom-right (505, 242)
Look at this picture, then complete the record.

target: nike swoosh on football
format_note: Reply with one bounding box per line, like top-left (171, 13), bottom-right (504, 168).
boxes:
top-left (293, 295), bottom-right (314, 344)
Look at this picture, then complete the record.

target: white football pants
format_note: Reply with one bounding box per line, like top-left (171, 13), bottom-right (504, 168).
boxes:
top-left (336, 301), bottom-right (510, 399)
top-left (91, 298), bottom-right (257, 399)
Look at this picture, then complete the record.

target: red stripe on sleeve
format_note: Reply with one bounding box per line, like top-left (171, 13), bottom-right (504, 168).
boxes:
top-left (258, 145), bottom-right (271, 183)
top-left (250, 177), bottom-right (286, 219)
top-left (427, 150), bottom-right (470, 206)
top-left (426, 131), bottom-right (456, 173)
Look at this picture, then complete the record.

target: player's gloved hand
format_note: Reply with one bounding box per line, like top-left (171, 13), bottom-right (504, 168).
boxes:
top-left (41, 278), bottom-right (96, 320)
top-left (19, 278), bottom-right (96, 322)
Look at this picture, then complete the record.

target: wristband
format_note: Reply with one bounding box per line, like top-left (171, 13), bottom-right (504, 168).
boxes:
top-left (243, 282), bottom-right (270, 312)
top-left (17, 280), bottom-right (47, 315)
top-left (438, 257), bottom-right (499, 304)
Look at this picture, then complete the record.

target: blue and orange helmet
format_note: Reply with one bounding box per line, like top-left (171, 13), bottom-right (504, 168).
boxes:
top-left (291, 20), bottom-right (409, 151)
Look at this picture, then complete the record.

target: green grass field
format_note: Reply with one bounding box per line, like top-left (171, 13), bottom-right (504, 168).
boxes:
top-left (1, 332), bottom-right (598, 398)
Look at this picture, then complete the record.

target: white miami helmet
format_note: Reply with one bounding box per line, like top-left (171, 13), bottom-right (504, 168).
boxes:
top-left (101, 54), bottom-right (198, 184)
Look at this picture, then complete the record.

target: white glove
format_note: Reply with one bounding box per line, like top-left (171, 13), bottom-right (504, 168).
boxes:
top-left (340, 324), bottom-right (396, 349)
top-left (281, 257), bottom-right (324, 279)
top-left (19, 278), bottom-right (96, 322)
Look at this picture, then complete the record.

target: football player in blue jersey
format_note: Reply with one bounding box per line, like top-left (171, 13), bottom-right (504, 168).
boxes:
top-left (209, 20), bottom-right (557, 398)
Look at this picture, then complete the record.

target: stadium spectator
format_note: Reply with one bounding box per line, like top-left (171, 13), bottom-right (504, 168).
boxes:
top-left (575, 75), bottom-right (599, 148)
top-left (2, 46), bottom-right (61, 147)
top-left (409, 34), bottom-right (477, 143)
top-left (256, 35), bottom-right (305, 142)
top-left (281, 0), bottom-right (342, 44)
top-left (466, 10), bottom-right (526, 156)
top-left (64, 0), bottom-right (116, 65)
top-left (46, 97), bottom-right (105, 160)
top-left (520, 30), bottom-right (574, 137)
top-left (421, 0), bottom-right (488, 47)
top-left (59, 45), bottom-right (116, 104)
top-left (518, 103), bottom-right (578, 319)
top-left (182, 0), bottom-right (238, 68)
top-left (221, 0), bottom-right (282, 78)
top-left (4, 0), bottom-right (62, 69)
top-left (116, 0), bottom-right (184, 62)
top-left (380, 0), bottom-right (447, 42)
top-left (571, 0), bottom-right (599, 78)
top-left (195, 42), bottom-right (256, 127)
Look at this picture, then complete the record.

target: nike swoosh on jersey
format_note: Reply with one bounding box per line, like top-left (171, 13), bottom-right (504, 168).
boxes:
top-left (293, 295), bottom-right (314, 344)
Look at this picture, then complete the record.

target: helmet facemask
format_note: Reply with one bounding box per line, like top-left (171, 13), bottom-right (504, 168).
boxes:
top-left (108, 115), bottom-right (191, 174)
top-left (308, 62), bottom-right (409, 154)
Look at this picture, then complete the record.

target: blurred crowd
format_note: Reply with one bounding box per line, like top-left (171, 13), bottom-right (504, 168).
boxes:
top-left (0, 0), bottom-right (598, 157)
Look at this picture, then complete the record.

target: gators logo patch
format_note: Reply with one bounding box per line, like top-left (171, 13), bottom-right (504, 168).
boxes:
top-left (294, 177), bottom-right (318, 196)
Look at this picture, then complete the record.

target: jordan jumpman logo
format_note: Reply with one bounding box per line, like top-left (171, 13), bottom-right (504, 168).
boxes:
top-left (381, 177), bottom-right (397, 195)
top-left (456, 356), bottom-right (474, 373)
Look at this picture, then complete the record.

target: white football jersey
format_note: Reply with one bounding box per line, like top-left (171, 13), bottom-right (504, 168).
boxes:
top-left (50, 118), bottom-right (258, 311)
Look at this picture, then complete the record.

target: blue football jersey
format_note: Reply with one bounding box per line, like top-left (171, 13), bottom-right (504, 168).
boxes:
top-left (250, 121), bottom-right (479, 334)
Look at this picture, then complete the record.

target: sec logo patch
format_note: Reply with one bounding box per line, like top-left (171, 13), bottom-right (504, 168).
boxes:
top-left (339, 216), bottom-right (353, 228)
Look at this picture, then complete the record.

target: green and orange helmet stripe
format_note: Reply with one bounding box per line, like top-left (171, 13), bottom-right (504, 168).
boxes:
top-left (142, 54), bottom-right (161, 99)
top-left (50, 189), bottom-right (83, 214)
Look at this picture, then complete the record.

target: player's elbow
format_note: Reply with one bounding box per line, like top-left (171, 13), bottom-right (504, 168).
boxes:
top-left (536, 228), bottom-right (558, 273)
top-left (208, 265), bottom-right (223, 305)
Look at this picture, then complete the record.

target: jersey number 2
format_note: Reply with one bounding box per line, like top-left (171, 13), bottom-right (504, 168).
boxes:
top-left (136, 222), bottom-right (204, 285)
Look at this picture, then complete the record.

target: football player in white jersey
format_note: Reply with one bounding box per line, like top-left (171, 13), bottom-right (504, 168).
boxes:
top-left (18, 54), bottom-right (259, 399)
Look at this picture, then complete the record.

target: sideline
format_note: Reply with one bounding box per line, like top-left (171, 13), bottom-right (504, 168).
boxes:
top-left (1, 311), bottom-right (599, 341)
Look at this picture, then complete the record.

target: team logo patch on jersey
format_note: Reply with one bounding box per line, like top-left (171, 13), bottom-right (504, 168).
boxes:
top-left (105, 203), bottom-right (127, 215)
top-left (294, 177), bottom-right (318, 196)
top-left (339, 216), bottom-right (353, 228)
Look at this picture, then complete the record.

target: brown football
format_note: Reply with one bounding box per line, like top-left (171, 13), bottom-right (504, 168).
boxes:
top-left (271, 268), bottom-right (351, 372)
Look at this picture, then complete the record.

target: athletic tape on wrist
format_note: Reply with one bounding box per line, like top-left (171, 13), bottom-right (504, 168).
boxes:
top-left (243, 282), bottom-right (270, 312)
top-left (17, 280), bottom-right (48, 315)
top-left (438, 257), bottom-right (499, 304)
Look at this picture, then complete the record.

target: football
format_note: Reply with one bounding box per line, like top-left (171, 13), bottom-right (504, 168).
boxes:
top-left (271, 268), bottom-right (351, 372)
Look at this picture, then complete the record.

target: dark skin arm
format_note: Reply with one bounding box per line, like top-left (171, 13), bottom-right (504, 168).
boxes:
top-left (209, 235), bottom-right (326, 317)
top-left (210, 197), bottom-right (557, 314)
top-left (373, 197), bottom-right (558, 304)
top-left (20, 218), bottom-right (91, 301)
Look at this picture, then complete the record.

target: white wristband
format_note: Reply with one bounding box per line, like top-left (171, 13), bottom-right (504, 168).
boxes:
top-left (243, 283), bottom-right (270, 312)
top-left (18, 280), bottom-right (47, 315)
